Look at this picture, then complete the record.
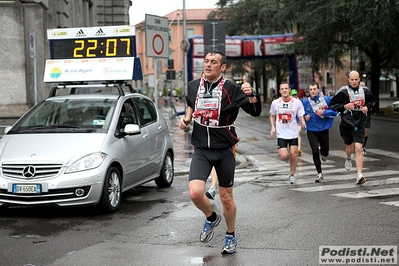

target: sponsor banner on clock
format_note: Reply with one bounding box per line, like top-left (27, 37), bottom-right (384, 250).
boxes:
top-left (47, 25), bottom-right (135, 39)
top-left (44, 58), bottom-right (135, 82)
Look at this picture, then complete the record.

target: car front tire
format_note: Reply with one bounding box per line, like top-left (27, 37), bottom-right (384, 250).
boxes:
top-left (155, 151), bottom-right (174, 188)
top-left (99, 166), bottom-right (122, 212)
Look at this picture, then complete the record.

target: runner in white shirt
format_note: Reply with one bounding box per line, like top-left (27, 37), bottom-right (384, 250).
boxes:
top-left (270, 83), bottom-right (306, 184)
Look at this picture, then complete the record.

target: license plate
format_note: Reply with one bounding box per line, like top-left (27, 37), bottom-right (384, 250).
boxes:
top-left (12, 184), bottom-right (41, 194)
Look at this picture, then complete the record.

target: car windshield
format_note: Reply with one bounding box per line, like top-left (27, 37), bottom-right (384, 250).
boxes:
top-left (11, 98), bottom-right (117, 133)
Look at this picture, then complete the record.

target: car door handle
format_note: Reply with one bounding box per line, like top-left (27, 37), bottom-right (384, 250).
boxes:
top-left (143, 133), bottom-right (149, 138)
top-left (158, 125), bottom-right (162, 130)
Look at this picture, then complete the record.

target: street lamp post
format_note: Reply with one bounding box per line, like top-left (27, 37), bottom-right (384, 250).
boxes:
top-left (183, 0), bottom-right (188, 98)
top-left (177, 13), bottom-right (180, 72)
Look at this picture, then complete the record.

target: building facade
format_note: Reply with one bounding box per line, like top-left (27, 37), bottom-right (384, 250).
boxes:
top-left (0, 0), bottom-right (131, 123)
top-left (134, 9), bottom-right (215, 99)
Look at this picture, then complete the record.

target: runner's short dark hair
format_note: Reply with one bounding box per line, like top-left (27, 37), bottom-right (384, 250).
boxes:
top-left (206, 50), bottom-right (227, 65)
top-left (308, 82), bottom-right (319, 89)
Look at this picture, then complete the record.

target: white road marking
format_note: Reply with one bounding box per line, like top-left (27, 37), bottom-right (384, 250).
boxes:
top-left (333, 187), bottom-right (399, 198)
top-left (292, 175), bottom-right (399, 192)
top-left (240, 149), bottom-right (399, 208)
top-left (366, 148), bottom-right (399, 159)
top-left (328, 150), bottom-right (379, 161)
top-left (380, 201), bottom-right (399, 207)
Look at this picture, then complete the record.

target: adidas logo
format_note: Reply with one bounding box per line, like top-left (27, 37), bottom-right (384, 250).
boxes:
top-left (95, 28), bottom-right (105, 36)
top-left (75, 29), bottom-right (86, 37)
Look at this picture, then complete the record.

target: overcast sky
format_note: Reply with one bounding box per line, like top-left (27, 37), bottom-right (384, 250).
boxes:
top-left (129, 0), bottom-right (218, 25)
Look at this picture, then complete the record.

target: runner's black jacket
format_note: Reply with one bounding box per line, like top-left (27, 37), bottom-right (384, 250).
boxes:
top-left (330, 85), bottom-right (375, 127)
top-left (186, 77), bottom-right (262, 149)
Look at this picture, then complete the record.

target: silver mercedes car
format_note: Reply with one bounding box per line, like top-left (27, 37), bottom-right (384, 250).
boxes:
top-left (0, 83), bottom-right (174, 212)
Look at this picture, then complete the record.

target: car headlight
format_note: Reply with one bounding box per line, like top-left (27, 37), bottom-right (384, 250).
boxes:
top-left (66, 152), bottom-right (108, 173)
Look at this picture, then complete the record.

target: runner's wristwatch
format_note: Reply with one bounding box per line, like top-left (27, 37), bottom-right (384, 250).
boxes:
top-left (249, 88), bottom-right (256, 97)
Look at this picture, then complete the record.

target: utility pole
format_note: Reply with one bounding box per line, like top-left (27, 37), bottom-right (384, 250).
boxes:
top-left (183, 0), bottom-right (188, 98)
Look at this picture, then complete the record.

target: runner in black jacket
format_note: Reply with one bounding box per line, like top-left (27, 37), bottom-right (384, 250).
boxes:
top-left (185, 76), bottom-right (261, 149)
top-left (330, 70), bottom-right (374, 184)
top-left (179, 50), bottom-right (261, 254)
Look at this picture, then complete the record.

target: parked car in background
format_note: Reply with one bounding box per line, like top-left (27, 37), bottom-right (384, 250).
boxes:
top-left (393, 100), bottom-right (399, 114)
top-left (0, 83), bottom-right (174, 212)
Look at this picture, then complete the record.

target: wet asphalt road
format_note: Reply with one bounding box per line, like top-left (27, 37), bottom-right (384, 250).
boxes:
top-left (1, 99), bottom-right (399, 266)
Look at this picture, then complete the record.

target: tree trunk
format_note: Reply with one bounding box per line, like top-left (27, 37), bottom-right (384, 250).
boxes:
top-left (253, 68), bottom-right (259, 94)
top-left (276, 64), bottom-right (282, 98)
top-left (262, 64), bottom-right (268, 103)
top-left (370, 52), bottom-right (381, 112)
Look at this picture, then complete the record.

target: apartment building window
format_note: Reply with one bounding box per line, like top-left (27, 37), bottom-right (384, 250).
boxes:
top-left (187, 28), bottom-right (195, 38)
top-left (325, 70), bottom-right (334, 86)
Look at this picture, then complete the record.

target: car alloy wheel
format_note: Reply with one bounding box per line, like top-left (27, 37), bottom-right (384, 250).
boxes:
top-left (155, 151), bottom-right (174, 188)
top-left (99, 166), bottom-right (121, 212)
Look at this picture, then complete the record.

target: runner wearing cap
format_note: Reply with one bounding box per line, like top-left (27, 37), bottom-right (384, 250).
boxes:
top-left (290, 89), bottom-right (302, 157)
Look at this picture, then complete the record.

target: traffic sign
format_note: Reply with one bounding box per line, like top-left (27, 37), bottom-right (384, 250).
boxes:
top-left (29, 33), bottom-right (35, 58)
top-left (180, 39), bottom-right (190, 52)
top-left (145, 14), bottom-right (169, 58)
top-left (203, 21), bottom-right (226, 55)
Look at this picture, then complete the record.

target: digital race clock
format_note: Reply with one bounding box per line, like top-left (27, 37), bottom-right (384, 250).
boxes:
top-left (47, 26), bottom-right (137, 59)
top-left (44, 25), bottom-right (143, 82)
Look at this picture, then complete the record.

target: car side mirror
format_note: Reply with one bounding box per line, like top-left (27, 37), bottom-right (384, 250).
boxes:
top-left (4, 126), bottom-right (12, 135)
top-left (115, 124), bottom-right (140, 139)
top-left (124, 124), bottom-right (141, 135)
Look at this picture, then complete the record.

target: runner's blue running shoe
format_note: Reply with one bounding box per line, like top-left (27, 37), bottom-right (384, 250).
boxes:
top-left (221, 235), bottom-right (237, 254)
top-left (200, 213), bottom-right (221, 243)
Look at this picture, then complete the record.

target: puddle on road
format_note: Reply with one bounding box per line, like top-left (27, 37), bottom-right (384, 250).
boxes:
top-left (189, 257), bottom-right (204, 264)
top-left (189, 254), bottom-right (220, 265)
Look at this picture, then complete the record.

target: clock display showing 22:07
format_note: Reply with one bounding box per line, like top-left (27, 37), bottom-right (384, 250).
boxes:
top-left (49, 37), bottom-right (134, 59)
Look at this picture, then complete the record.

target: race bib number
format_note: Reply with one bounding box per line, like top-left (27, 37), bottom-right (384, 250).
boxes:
top-left (196, 98), bottom-right (219, 110)
top-left (278, 113), bottom-right (292, 123)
